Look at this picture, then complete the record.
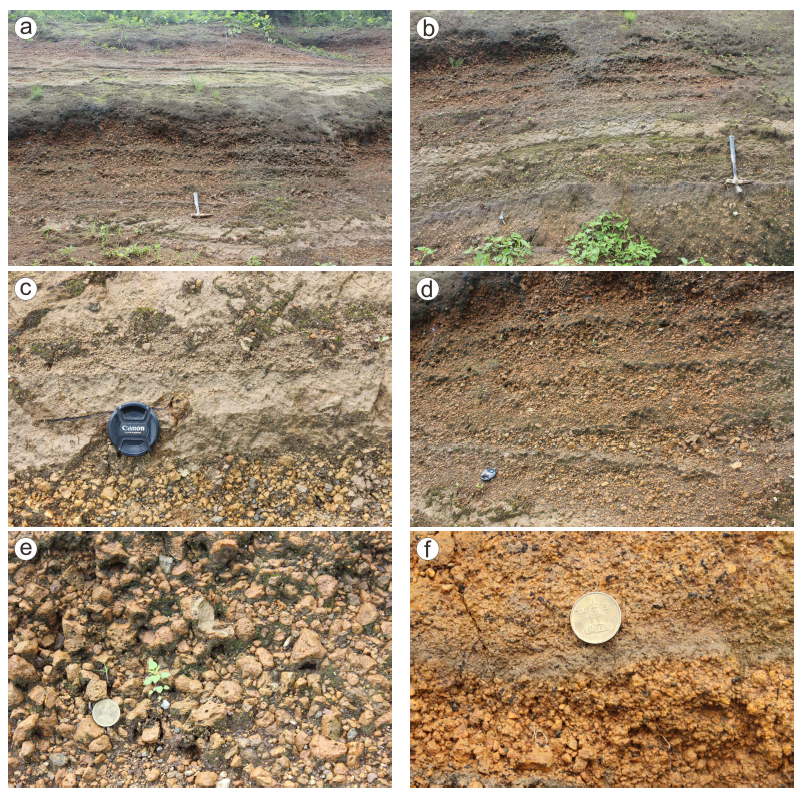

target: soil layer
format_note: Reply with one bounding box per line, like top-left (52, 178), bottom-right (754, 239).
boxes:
top-left (9, 271), bottom-right (391, 527)
top-left (410, 10), bottom-right (793, 265)
top-left (9, 530), bottom-right (392, 787)
top-left (9, 21), bottom-right (391, 265)
top-left (410, 530), bottom-right (793, 788)
top-left (410, 272), bottom-right (793, 527)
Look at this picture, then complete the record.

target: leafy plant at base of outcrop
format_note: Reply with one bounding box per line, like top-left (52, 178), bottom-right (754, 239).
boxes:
top-left (464, 232), bottom-right (532, 266)
top-left (566, 213), bottom-right (660, 265)
top-left (30, 85), bottom-right (43, 101)
top-left (413, 246), bottom-right (436, 265)
top-left (104, 243), bottom-right (159, 259)
top-left (448, 56), bottom-right (464, 70)
top-left (190, 75), bottom-right (205, 96)
top-left (144, 659), bottom-right (171, 697)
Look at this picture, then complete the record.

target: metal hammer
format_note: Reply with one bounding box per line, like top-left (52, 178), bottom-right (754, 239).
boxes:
top-left (191, 192), bottom-right (212, 218)
top-left (725, 135), bottom-right (752, 194)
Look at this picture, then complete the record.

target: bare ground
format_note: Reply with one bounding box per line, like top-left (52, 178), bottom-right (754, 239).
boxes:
top-left (410, 272), bottom-right (793, 527)
top-left (9, 22), bottom-right (392, 266)
top-left (410, 10), bottom-right (793, 265)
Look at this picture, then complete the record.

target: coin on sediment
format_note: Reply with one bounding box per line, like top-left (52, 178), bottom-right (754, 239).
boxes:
top-left (570, 592), bottom-right (621, 644)
top-left (92, 698), bottom-right (120, 728)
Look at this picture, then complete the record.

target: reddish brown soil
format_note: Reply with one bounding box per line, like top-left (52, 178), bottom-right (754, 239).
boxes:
top-left (410, 272), bottom-right (793, 527)
top-left (410, 530), bottom-right (793, 788)
top-left (9, 23), bottom-right (391, 266)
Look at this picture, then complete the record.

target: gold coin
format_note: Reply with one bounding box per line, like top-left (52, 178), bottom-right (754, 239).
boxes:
top-left (570, 592), bottom-right (621, 644)
top-left (91, 698), bottom-right (120, 727)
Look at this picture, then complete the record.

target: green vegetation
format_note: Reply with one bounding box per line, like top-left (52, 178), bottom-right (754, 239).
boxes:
top-left (9, 10), bottom-right (274, 37)
top-left (413, 246), bottom-right (436, 265)
top-left (175, 250), bottom-right (201, 265)
top-left (680, 256), bottom-right (711, 266)
top-left (246, 255), bottom-right (263, 266)
top-left (7, 10), bottom-right (390, 33)
top-left (30, 84), bottom-right (42, 101)
top-left (448, 55), bottom-right (464, 70)
top-left (464, 232), bottom-right (532, 266)
top-left (130, 307), bottom-right (174, 338)
top-left (104, 242), bottom-right (160, 260)
top-left (280, 10), bottom-right (391, 28)
top-left (565, 212), bottom-right (660, 265)
top-left (143, 658), bottom-right (171, 697)
top-left (30, 338), bottom-right (84, 364)
top-left (620, 10), bottom-right (638, 27)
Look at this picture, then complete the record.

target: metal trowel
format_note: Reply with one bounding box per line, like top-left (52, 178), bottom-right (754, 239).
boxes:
top-left (191, 192), bottom-right (212, 218)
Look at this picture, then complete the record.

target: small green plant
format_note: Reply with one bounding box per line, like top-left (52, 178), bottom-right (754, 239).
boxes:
top-left (144, 658), bottom-right (171, 697)
top-left (30, 85), bottom-right (43, 101)
top-left (246, 255), bottom-right (262, 266)
top-left (190, 74), bottom-right (205, 96)
top-left (213, 89), bottom-right (221, 101)
top-left (413, 246), bottom-right (436, 265)
top-left (463, 232), bottom-right (532, 266)
top-left (565, 212), bottom-right (660, 266)
top-left (448, 55), bottom-right (464, 70)
top-left (175, 250), bottom-right (201, 265)
top-left (620, 10), bottom-right (638, 27)
top-left (97, 660), bottom-right (110, 681)
top-left (680, 256), bottom-right (711, 266)
top-left (103, 242), bottom-right (157, 259)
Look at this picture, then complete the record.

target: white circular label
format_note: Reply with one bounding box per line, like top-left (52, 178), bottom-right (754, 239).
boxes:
top-left (417, 17), bottom-right (439, 39)
top-left (15, 17), bottom-right (38, 39)
top-left (416, 278), bottom-right (439, 301)
top-left (416, 538), bottom-right (440, 561)
top-left (15, 537), bottom-right (38, 561)
top-left (15, 278), bottom-right (37, 300)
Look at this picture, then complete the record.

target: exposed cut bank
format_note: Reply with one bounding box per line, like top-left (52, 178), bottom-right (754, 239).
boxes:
top-left (410, 271), bottom-right (792, 527)
top-left (410, 531), bottom-right (793, 788)
top-left (9, 271), bottom-right (392, 527)
top-left (410, 10), bottom-right (793, 265)
top-left (10, 21), bottom-right (391, 265)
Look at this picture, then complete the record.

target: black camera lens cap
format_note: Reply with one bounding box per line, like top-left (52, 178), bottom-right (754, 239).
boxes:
top-left (107, 402), bottom-right (160, 457)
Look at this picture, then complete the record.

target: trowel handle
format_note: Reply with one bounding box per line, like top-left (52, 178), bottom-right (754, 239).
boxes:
top-left (193, 192), bottom-right (200, 213)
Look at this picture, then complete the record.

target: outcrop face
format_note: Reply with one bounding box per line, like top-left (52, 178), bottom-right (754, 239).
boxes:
top-left (9, 271), bottom-right (392, 527)
top-left (410, 271), bottom-right (793, 528)
top-left (410, 10), bottom-right (793, 265)
top-left (410, 531), bottom-right (793, 787)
